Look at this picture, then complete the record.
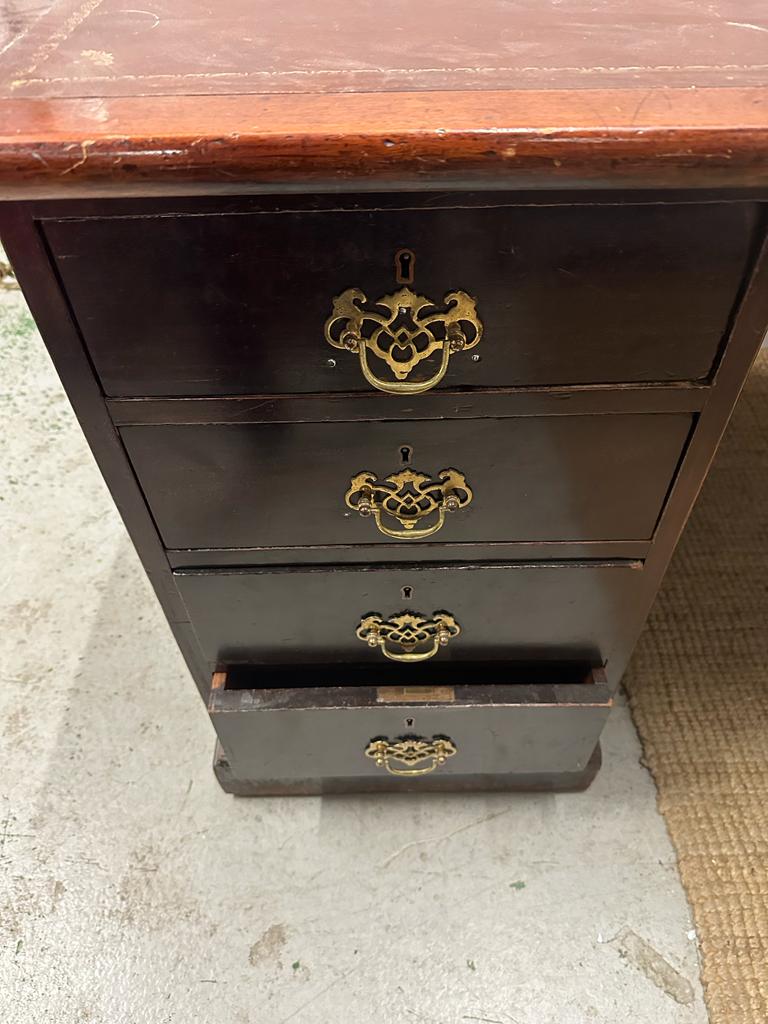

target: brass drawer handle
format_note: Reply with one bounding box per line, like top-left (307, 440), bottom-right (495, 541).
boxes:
top-left (365, 736), bottom-right (458, 776)
top-left (345, 467), bottom-right (473, 540)
top-left (324, 286), bottom-right (483, 394)
top-left (356, 611), bottom-right (460, 662)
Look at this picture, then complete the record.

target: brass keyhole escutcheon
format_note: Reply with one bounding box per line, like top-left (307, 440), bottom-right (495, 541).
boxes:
top-left (364, 735), bottom-right (458, 776)
top-left (345, 467), bottom-right (473, 540)
top-left (356, 610), bottom-right (460, 662)
top-left (395, 248), bottom-right (416, 285)
top-left (324, 255), bottom-right (483, 394)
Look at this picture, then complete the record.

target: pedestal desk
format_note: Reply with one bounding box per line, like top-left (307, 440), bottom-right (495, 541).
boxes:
top-left (1, 0), bottom-right (767, 794)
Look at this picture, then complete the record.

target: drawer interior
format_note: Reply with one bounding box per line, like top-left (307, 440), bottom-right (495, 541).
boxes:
top-left (219, 659), bottom-right (597, 690)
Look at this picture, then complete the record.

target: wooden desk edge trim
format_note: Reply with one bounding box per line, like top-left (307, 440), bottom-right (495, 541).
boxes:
top-left (0, 87), bottom-right (766, 196)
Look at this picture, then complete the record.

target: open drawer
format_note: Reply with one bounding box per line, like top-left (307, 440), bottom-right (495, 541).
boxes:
top-left (209, 665), bottom-right (611, 795)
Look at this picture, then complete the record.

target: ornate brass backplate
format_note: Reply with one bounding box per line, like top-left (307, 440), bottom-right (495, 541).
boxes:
top-left (365, 735), bottom-right (458, 776)
top-left (345, 467), bottom-right (473, 539)
top-left (356, 610), bottom-right (461, 662)
top-left (324, 286), bottom-right (483, 394)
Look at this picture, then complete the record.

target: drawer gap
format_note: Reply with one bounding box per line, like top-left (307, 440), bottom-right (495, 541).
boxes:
top-left (216, 661), bottom-right (600, 691)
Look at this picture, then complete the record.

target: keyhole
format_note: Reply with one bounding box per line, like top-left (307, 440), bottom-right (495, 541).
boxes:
top-left (405, 717), bottom-right (415, 729)
top-left (395, 248), bottom-right (415, 285)
top-left (400, 444), bottom-right (413, 465)
top-left (401, 585), bottom-right (413, 601)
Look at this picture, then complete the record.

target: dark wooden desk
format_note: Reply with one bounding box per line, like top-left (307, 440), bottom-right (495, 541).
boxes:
top-left (1, 0), bottom-right (767, 794)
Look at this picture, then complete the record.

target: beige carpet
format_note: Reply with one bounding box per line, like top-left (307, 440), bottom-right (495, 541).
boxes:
top-left (626, 351), bottom-right (768, 1024)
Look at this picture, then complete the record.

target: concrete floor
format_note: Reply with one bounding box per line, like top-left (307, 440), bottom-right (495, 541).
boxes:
top-left (0, 285), bottom-right (708, 1023)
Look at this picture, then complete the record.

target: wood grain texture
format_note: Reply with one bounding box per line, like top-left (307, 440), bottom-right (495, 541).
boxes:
top-left (0, 88), bottom-right (767, 195)
top-left (0, 0), bottom-right (766, 193)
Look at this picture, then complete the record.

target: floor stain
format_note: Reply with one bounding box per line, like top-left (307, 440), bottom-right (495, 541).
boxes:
top-left (249, 923), bottom-right (287, 967)
top-left (611, 927), bottom-right (695, 1005)
top-left (3, 705), bottom-right (32, 746)
top-left (0, 873), bottom-right (47, 934)
top-left (6, 597), bottom-right (54, 629)
top-left (51, 879), bottom-right (66, 912)
top-left (109, 845), bottom-right (204, 932)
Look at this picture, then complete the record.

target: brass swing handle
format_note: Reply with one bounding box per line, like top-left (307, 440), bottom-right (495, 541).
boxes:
top-left (356, 611), bottom-right (460, 663)
top-left (365, 736), bottom-right (458, 776)
top-left (345, 467), bottom-right (473, 540)
top-left (324, 286), bottom-right (483, 395)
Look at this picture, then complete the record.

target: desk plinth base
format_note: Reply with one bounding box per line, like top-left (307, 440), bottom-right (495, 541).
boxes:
top-left (212, 742), bottom-right (602, 796)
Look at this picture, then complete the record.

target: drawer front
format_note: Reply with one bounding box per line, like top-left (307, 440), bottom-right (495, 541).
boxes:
top-left (122, 413), bottom-right (692, 549)
top-left (209, 678), bottom-right (612, 782)
top-left (175, 562), bottom-right (643, 671)
top-left (44, 200), bottom-right (759, 396)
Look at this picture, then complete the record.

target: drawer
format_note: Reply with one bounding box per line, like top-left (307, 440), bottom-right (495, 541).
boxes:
top-left (43, 199), bottom-right (759, 396)
top-left (122, 413), bottom-right (692, 549)
top-left (175, 561), bottom-right (644, 675)
top-left (209, 668), bottom-right (612, 792)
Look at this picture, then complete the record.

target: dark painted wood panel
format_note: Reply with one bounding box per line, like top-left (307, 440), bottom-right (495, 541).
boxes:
top-left (210, 679), bottom-right (612, 784)
top-left (174, 562), bottom-right (644, 680)
top-left (0, 202), bottom-right (216, 694)
top-left (213, 744), bottom-right (603, 795)
top-left (44, 200), bottom-right (760, 395)
top-left (108, 383), bottom-right (707, 425)
top-left (121, 414), bottom-right (692, 549)
top-left (26, 188), bottom-right (768, 220)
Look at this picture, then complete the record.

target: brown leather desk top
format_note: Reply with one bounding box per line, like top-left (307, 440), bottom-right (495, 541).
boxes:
top-left (0, 0), bottom-right (766, 195)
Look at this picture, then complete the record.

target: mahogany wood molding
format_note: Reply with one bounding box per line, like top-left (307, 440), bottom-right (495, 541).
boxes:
top-left (0, 87), bottom-right (767, 197)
